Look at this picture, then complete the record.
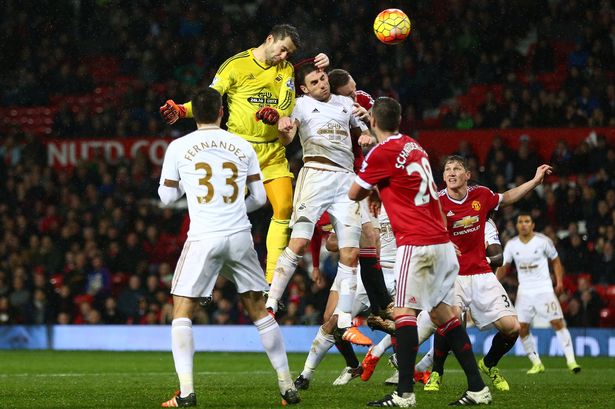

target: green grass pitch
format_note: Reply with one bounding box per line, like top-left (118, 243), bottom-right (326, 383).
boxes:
top-left (1, 350), bottom-right (613, 408)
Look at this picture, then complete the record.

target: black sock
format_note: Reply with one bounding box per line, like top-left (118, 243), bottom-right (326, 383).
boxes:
top-left (334, 340), bottom-right (359, 368)
top-left (439, 317), bottom-right (485, 392)
top-left (484, 331), bottom-right (518, 368)
top-left (395, 315), bottom-right (418, 395)
top-left (359, 248), bottom-right (392, 314)
top-left (431, 332), bottom-right (450, 376)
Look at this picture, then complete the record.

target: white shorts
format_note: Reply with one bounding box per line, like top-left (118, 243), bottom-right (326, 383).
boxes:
top-left (515, 290), bottom-right (563, 324)
top-left (455, 274), bottom-right (517, 330)
top-left (394, 242), bottom-right (458, 311)
top-left (360, 198), bottom-right (380, 228)
top-left (290, 166), bottom-right (361, 248)
top-left (171, 231), bottom-right (269, 298)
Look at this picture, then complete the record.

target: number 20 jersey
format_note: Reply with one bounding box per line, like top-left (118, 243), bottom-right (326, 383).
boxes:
top-left (356, 134), bottom-right (449, 246)
top-left (160, 128), bottom-right (262, 240)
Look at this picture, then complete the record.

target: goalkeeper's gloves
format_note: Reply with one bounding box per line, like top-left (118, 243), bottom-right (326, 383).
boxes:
top-left (160, 99), bottom-right (187, 125)
top-left (255, 106), bottom-right (280, 125)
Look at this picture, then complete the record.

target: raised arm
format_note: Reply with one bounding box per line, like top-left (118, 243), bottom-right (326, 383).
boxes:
top-left (501, 164), bottom-right (553, 206)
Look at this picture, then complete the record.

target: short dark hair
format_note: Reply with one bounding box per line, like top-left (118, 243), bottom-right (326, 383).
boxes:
top-left (269, 24), bottom-right (301, 49)
top-left (327, 69), bottom-right (351, 93)
top-left (516, 212), bottom-right (534, 223)
top-left (295, 62), bottom-right (319, 89)
top-left (191, 87), bottom-right (222, 124)
top-left (444, 155), bottom-right (469, 170)
top-left (372, 97), bottom-right (401, 132)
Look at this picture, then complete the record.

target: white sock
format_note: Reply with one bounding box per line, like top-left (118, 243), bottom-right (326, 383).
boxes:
top-left (415, 346), bottom-right (433, 372)
top-left (371, 334), bottom-right (392, 358)
top-left (521, 334), bottom-right (542, 365)
top-left (172, 318), bottom-right (194, 397)
top-left (555, 327), bottom-right (577, 364)
top-left (255, 314), bottom-right (293, 393)
top-left (334, 263), bottom-right (357, 328)
top-left (267, 248), bottom-right (302, 312)
top-left (301, 326), bottom-right (335, 380)
top-left (417, 310), bottom-right (436, 345)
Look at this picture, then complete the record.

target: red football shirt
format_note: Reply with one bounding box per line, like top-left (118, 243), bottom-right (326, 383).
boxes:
top-left (438, 185), bottom-right (502, 276)
top-left (356, 134), bottom-right (449, 246)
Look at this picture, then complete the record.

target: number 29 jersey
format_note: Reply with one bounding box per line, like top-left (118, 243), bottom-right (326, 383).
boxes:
top-left (355, 134), bottom-right (449, 246)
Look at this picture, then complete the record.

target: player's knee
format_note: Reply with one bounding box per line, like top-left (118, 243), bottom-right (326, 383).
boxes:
top-left (503, 320), bottom-right (520, 339)
top-left (519, 323), bottom-right (530, 337)
top-left (359, 224), bottom-right (378, 247)
top-left (340, 247), bottom-right (360, 266)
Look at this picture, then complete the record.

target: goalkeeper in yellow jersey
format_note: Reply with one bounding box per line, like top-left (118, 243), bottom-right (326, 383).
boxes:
top-left (160, 24), bottom-right (329, 283)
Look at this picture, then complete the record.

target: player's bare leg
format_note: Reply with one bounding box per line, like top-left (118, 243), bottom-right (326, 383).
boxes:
top-left (240, 290), bottom-right (299, 404)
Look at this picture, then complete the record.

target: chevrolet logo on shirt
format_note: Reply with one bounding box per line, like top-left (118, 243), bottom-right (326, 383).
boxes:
top-left (452, 216), bottom-right (480, 235)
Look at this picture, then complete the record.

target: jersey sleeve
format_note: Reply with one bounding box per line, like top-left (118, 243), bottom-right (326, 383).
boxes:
top-left (290, 97), bottom-right (304, 123)
top-left (276, 63), bottom-right (296, 116)
top-left (160, 141), bottom-right (180, 183)
top-left (356, 145), bottom-right (390, 189)
top-left (503, 242), bottom-right (513, 265)
top-left (544, 236), bottom-right (559, 260)
top-left (485, 219), bottom-right (501, 246)
top-left (210, 58), bottom-right (236, 96)
top-left (483, 187), bottom-right (503, 211)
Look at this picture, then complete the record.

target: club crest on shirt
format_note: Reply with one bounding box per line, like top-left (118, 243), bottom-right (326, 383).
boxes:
top-left (471, 200), bottom-right (481, 211)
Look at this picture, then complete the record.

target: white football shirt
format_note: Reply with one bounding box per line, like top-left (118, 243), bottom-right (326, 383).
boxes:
top-left (291, 94), bottom-right (367, 171)
top-left (160, 128), bottom-right (262, 240)
top-left (503, 233), bottom-right (558, 294)
top-left (485, 218), bottom-right (501, 246)
top-left (378, 204), bottom-right (397, 269)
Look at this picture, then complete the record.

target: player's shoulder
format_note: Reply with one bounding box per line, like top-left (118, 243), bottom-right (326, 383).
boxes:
top-left (507, 236), bottom-right (521, 246)
top-left (534, 232), bottom-right (554, 244)
top-left (355, 90), bottom-right (374, 109)
top-left (438, 188), bottom-right (447, 198)
top-left (217, 50), bottom-right (252, 72)
top-left (331, 93), bottom-right (354, 108)
top-left (278, 60), bottom-right (294, 72)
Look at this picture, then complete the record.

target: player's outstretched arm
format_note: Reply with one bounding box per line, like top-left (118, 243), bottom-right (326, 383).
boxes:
top-left (277, 117), bottom-right (298, 145)
top-left (501, 164), bottom-right (553, 206)
top-left (158, 179), bottom-right (185, 205)
top-left (159, 100), bottom-right (191, 124)
top-left (245, 174), bottom-right (267, 213)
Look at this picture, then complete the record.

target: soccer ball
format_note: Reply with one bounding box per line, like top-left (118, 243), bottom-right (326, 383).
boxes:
top-left (373, 8), bottom-right (411, 45)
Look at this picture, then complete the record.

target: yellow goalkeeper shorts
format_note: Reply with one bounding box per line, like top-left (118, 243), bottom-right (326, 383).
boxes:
top-left (251, 140), bottom-right (293, 182)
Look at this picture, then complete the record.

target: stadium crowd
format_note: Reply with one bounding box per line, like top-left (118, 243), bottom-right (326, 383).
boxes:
top-left (1, 0), bottom-right (614, 327)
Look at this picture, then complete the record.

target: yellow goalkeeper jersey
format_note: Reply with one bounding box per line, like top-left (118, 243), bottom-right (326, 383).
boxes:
top-left (208, 48), bottom-right (296, 143)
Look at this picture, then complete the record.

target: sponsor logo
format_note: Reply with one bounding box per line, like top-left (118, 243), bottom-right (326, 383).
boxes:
top-left (316, 120), bottom-right (349, 142)
top-left (452, 215), bottom-right (480, 236)
top-left (447, 210), bottom-right (455, 216)
top-left (312, 108), bottom-right (319, 113)
top-left (247, 88), bottom-right (278, 105)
